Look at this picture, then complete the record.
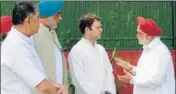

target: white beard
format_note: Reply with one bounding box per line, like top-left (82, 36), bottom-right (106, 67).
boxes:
top-left (51, 25), bottom-right (57, 30)
top-left (138, 37), bottom-right (149, 45)
top-left (47, 17), bottom-right (57, 30)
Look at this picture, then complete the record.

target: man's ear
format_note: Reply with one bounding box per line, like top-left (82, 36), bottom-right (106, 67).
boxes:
top-left (84, 27), bottom-right (89, 35)
top-left (85, 27), bottom-right (90, 32)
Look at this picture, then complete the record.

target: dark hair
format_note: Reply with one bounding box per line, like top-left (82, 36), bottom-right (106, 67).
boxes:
top-left (12, 1), bottom-right (36, 25)
top-left (79, 13), bottom-right (100, 34)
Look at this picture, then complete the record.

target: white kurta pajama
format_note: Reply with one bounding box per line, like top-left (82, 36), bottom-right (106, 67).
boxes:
top-left (68, 38), bottom-right (116, 94)
top-left (1, 27), bottom-right (47, 94)
top-left (131, 37), bottom-right (175, 94)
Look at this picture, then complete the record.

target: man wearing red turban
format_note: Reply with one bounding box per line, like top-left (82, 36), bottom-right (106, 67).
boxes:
top-left (0, 16), bottom-right (12, 42)
top-left (115, 17), bottom-right (175, 94)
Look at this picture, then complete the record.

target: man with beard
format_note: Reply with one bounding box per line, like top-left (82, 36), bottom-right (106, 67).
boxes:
top-left (116, 17), bottom-right (175, 94)
top-left (33, 0), bottom-right (68, 93)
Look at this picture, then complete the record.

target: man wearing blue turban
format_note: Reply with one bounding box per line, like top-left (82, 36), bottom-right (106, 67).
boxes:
top-left (33, 0), bottom-right (68, 93)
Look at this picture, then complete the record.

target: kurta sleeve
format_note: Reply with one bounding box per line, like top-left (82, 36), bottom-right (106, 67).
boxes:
top-left (68, 52), bottom-right (101, 94)
top-left (103, 50), bottom-right (116, 94)
top-left (131, 50), bottom-right (170, 88)
top-left (7, 45), bottom-right (47, 88)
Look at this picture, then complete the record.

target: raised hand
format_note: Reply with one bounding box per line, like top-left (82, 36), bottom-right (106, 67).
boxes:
top-left (115, 57), bottom-right (133, 71)
top-left (50, 81), bottom-right (66, 94)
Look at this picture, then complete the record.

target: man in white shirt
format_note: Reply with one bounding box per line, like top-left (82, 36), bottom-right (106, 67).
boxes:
top-left (68, 13), bottom-right (116, 94)
top-left (33, 0), bottom-right (68, 93)
top-left (116, 17), bottom-right (175, 94)
top-left (1, 1), bottom-right (65, 94)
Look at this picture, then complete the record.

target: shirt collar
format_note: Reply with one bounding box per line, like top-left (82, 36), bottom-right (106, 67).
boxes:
top-left (143, 37), bottom-right (161, 50)
top-left (81, 38), bottom-right (97, 46)
top-left (11, 27), bottom-right (33, 46)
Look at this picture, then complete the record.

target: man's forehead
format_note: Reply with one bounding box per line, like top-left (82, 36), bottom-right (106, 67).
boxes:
top-left (137, 25), bottom-right (141, 32)
top-left (92, 20), bottom-right (101, 26)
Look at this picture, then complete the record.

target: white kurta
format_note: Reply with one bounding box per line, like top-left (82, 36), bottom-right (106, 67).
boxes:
top-left (68, 38), bottom-right (116, 94)
top-left (1, 27), bottom-right (47, 94)
top-left (55, 46), bottom-right (63, 84)
top-left (52, 29), bottom-right (63, 84)
top-left (131, 37), bottom-right (175, 94)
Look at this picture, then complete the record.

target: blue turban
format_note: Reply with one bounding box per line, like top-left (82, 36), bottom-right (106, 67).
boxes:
top-left (38, 0), bottom-right (64, 17)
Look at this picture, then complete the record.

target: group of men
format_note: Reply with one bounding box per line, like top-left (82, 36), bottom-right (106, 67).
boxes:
top-left (1, 1), bottom-right (175, 94)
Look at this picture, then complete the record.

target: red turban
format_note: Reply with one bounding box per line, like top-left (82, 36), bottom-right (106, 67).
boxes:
top-left (137, 17), bottom-right (162, 36)
top-left (1, 16), bottom-right (12, 33)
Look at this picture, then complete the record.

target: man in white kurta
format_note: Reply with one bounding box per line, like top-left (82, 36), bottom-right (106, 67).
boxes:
top-left (68, 13), bottom-right (116, 94)
top-left (116, 17), bottom-right (175, 94)
top-left (131, 37), bottom-right (175, 94)
top-left (1, 27), bottom-right (47, 94)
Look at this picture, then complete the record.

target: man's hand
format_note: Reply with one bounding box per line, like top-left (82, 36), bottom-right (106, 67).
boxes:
top-left (57, 85), bottom-right (66, 94)
top-left (36, 79), bottom-right (58, 94)
top-left (50, 81), bottom-right (66, 94)
top-left (117, 69), bottom-right (133, 83)
top-left (115, 57), bottom-right (133, 71)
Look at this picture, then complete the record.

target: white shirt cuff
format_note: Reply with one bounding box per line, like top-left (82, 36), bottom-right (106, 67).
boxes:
top-left (131, 66), bottom-right (136, 76)
top-left (130, 76), bottom-right (135, 85)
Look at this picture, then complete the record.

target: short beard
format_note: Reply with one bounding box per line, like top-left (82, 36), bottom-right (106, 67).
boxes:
top-left (138, 37), bottom-right (148, 45)
top-left (46, 17), bottom-right (57, 30)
